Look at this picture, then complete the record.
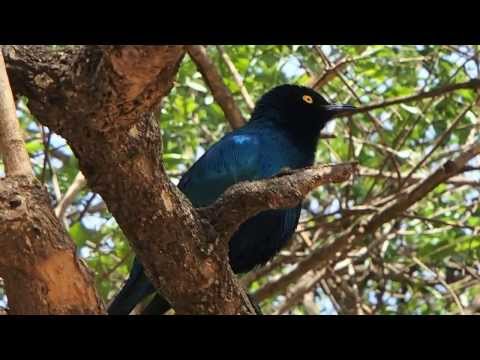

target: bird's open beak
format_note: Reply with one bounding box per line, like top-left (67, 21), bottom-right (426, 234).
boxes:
top-left (324, 104), bottom-right (356, 118)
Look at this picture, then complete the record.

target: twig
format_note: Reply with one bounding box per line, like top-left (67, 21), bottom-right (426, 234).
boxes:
top-left (187, 45), bottom-right (246, 129)
top-left (359, 165), bottom-right (480, 188)
top-left (40, 128), bottom-right (62, 202)
top-left (216, 46), bottom-right (255, 111)
top-left (399, 104), bottom-right (472, 188)
top-left (314, 46), bottom-right (402, 184)
top-left (352, 79), bottom-right (480, 114)
top-left (320, 279), bottom-right (342, 314)
top-left (50, 165), bottom-right (62, 202)
top-left (54, 171), bottom-right (87, 220)
top-left (302, 291), bottom-right (320, 315)
top-left (308, 57), bottom-right (351, 89)
top-left (40, 126), bottom-right (52, 184)
top-left (363, 93), bottom-right (441, 202)
top-left (308, 47), bottom-right (380, 90)
top-left (77, 193), bottom-right (98, 224)
top-left (411, 256), bottom-right (465, 315)
top-left (402, 212), bottom-right (473, 230)
top-left (240, 251), bottom-right (300, 288)
top-left (100, 251), bottom-right (131, 281)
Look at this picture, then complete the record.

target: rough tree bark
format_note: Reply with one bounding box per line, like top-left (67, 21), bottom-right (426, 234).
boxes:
top-left (0, 52), bottom-right (104, 314)
top-left (1, 45), bottom-right (356, 314)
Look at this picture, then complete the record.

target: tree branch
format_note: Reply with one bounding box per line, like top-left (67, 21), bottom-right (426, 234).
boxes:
top-left (399, 104), bottom-right (472, 187)
top-left (216, 45), bottom-right (255, 111)
top-left (54, 171), bottom-right (87, 220)
top-left (0, 51), bottom-right (104, 314)
top-left (199, 163), bottom-right (358, 243)
top-left (2, 45), bottom-right (186, 133)
top-left (273, 269), bottom-right (325, 315)
top-left (254, 140), bottom-right (480, 301)
top-left (353, 79), bottom-right (480, 114)
top-left (0, 53), bottom-right (32, 177)
top-left (308, 57), bottom-right (352, 90)
top-left (187, 45), bottom-right (246, 129)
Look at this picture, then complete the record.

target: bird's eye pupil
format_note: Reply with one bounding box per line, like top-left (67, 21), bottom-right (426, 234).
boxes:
top-left (302, 95), bottom-right (313, 104)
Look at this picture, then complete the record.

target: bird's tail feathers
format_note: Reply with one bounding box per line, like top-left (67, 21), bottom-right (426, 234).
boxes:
top-left (107, 259), bottom-right (155, 315)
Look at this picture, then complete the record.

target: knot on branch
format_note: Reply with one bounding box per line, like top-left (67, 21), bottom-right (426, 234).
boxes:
top-left (443, 159), bottom-right (459, 174)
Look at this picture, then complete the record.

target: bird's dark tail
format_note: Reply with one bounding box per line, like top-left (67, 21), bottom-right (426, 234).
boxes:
top-left (141, 294), bottom-right (172, 315)
top-left (108, 258), bottom-right (262, 315)
top-left (107, 258), bottom-right (155, 315)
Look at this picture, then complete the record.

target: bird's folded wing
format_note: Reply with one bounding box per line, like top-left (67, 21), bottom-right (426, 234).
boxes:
top-left (178, 133), bottom-right (263, 207)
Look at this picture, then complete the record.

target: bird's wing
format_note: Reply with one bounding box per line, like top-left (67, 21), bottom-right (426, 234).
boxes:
top-left (178, 133), bottom-right (262, 207)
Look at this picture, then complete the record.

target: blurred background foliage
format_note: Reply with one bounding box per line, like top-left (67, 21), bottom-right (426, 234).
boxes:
top-left (1, 45), bottom-right (479, 314)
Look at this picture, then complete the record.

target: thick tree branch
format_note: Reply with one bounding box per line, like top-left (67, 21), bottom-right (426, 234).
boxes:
top-left (3, 45), bottom-right (186, 133)
top-left (0, 177), bottom-right (105, 314)
top-left (187, 45), bottom-right (246, 129)
top-left (0, 52), bottom-right (103, 314)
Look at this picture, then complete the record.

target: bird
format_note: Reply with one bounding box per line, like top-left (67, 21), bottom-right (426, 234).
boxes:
top-left (107, 84), bottom-right (354, 315)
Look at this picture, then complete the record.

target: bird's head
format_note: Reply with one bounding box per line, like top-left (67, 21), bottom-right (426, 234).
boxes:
top-left (251, 84), bottom-right (355, 138)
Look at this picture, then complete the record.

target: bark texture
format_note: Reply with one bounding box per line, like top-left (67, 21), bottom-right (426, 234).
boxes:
top-left (0, 177), bottom-right (104, 314)
top-left (0, 51), bottom-right (103, 314)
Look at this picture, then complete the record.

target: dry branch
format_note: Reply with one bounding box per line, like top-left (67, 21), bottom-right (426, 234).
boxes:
top-left (353, 79), bottom-right (480, 114)
top-left (187, 45), bottom-right (246, 129)
top-left (0, 54), bottom-right (32, 177)
top-left (216, 45), bottom-right (255, 110)
top-left (54, 171), bottom-right (87, 220)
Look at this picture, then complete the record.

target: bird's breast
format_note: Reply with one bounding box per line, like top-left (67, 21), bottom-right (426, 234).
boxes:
top-left (257, 133), bottom-right (313, 177)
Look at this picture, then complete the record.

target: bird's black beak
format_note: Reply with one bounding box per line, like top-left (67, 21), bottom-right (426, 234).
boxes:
top-left (324, 104), bottom-right (356, 118)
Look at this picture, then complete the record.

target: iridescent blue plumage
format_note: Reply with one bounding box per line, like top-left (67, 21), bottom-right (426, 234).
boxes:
top-left (180, 120), bottom-right (313, 273)
top-left (108, 84), bottom-right (354, 315)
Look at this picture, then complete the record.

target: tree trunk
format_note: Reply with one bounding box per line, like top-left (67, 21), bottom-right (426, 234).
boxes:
top-left (0, 51), bottom-right (103, 314)
top-left (0, 177), bottom-right (104, 314)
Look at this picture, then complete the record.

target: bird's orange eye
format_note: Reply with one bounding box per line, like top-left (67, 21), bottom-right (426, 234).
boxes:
top-left (302, 95), bottom-right (313, 104)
